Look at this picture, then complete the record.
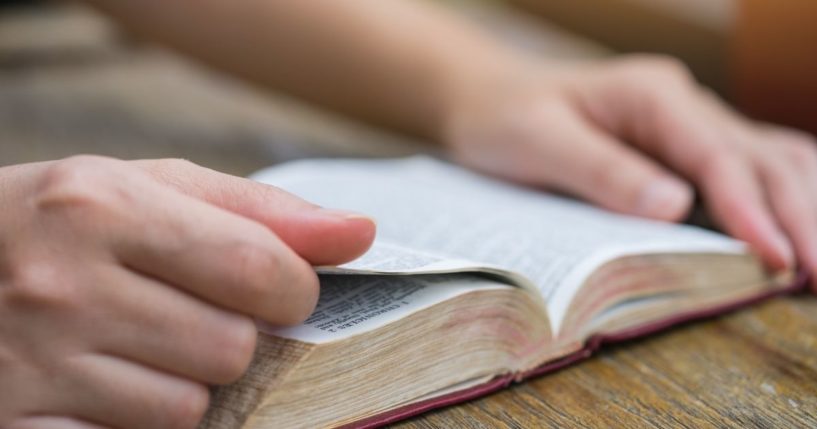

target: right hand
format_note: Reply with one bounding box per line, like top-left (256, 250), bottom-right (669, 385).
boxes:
top-left (442, 55), bottom-right (817, 287)
top-left (0, 156), bottom-right (376, 429)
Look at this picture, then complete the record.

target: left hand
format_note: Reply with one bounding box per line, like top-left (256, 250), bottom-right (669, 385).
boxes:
top-left (441, 54), bottom-right (817, 290)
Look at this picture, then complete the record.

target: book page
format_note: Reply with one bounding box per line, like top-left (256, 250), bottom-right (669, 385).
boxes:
top-left (253, 156), bottom-right (744, 331)
top-left (318, 241), bottom-right (481, 274)
top-left (258, 274), bottom-right (510, 344)
top-left (316, 241), bottom-right (537, 294)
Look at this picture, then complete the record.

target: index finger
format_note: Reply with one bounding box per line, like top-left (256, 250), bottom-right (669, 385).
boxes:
top-left (107, 170), bottom-right (319, 326)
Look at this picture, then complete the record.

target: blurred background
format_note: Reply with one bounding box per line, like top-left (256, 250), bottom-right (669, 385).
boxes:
top-left (1, 0), bottom-right (814, 176)
top-left (507, 0), bottom-right (817, 138)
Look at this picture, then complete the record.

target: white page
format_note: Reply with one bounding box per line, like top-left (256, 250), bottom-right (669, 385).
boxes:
top-left (318, 241), bottom-right (480, 275)
top-left (253, 156), bottom-right (744, 332)
top-left (316, 241), bottom-right (537, 295)
top-left (258, 274), bottom-right (510, 344)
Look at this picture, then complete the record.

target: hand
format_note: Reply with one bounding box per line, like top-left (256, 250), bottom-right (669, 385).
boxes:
top-left (0, 156), bottom-right (375, 429)
top-left (442, 54), bottom-right (817, 290)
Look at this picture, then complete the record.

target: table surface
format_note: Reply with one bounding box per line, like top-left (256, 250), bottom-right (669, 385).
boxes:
top-left (2, 4), bottom-right (816, 428)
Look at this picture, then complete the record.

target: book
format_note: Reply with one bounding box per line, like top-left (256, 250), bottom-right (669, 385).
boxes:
top-left (201, 156), bottom-right (804, 429)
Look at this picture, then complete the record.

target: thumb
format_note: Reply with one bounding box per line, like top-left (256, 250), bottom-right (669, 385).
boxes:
top-left (540, 116), bottom-right (694, 221)
top-left (135, 159), bottom-right (376, 266)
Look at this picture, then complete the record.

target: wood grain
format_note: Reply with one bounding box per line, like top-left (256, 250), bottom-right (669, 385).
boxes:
top-left (2, 4), bottom-right (815, 428)
top-left (396, 296), bottom-right (817, 428)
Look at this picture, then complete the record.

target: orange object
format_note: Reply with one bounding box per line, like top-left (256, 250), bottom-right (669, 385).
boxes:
top-left (735, 0), bottom-right (817, 135)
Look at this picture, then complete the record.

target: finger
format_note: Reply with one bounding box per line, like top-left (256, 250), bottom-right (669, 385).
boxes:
top-left (583, 68), bottom-right (794, 269)
top-left (134, 159), bottom-right (376, 265)
top-left (533, 111), bottom-right (692, 221)
top-left (696, 150), bottom-right (793, 270)
top-left (759, 155), bottom-right (817, 280)
top-left (757, 125), bottom-right (817, 214)
top-left (753, 126), bottom-right (817, 289)
top-left (86, 265), bottom-right (257, 385)
top-left (694, 96), bottom-right (806, 273)
top-left (9, 416), bottom-right (109, 429)
top-left (104, 170), bottom-right (320, 325)
top-left (44, 354), bottom-right (209, 429)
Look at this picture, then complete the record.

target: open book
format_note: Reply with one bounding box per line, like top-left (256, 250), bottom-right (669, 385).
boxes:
top-left (202, 156), bottom-right (803, 429)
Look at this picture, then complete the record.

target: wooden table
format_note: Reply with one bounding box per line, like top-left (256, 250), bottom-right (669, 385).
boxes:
top-left (2, 4), bottom-right (816, 428)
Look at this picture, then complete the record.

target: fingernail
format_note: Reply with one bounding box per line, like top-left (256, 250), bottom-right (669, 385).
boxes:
top-left (315, 208), bottom-right (377, 224)
top-left (637, 178), bottom-right (692, 220)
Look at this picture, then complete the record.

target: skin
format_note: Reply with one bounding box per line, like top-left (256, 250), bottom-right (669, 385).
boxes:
top-left (1, 0), bottom-right (815, 427)
top-left (83, 0), bottom-right (817, 282)
top-left (0, 156), bottom-right (375, 428)
top-left (443, 55), bottom-right (817, 275)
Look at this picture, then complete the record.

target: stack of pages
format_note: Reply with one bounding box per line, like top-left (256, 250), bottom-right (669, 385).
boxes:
top-left (202, 157), bottom-right (801, 429)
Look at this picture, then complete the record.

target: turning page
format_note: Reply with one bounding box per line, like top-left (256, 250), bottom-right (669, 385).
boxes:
top-left (259, 274), bottom-right (511, 344)
top-left (252, 156), bottom-right (745, 330)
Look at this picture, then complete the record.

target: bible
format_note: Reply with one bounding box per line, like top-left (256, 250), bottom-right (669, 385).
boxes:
top-left (201, 156), bottom-right (803, 428)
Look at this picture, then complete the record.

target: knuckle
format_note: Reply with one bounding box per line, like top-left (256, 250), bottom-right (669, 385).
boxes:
top-left (35, 155), bottom-right (124, 215)
top-left (5, 261), bottom-right (79, 310)
top-left (211, 317), bottom-right (258, 383)
top-left (279, 267), bottom-right (320, 325)
top-left (223, 236), bottom-right (320, 325)
top-left (228, 239), bottom-right (282, 301)
top-left (229, 239), bottom-right (320, 325)
top-left (167, 383), bottom-right (210, 429)
top-left (39, 155), bottom-right (115, 189)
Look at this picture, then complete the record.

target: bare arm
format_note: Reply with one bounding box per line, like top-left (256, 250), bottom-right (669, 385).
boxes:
top-left (86, 0), bottom-right (817, 290)
top-left (84, 0), bottom-right (507, 139)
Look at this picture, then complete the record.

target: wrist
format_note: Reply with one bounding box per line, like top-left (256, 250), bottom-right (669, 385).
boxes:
top-left (432, 46), bottom-right (551, 147)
